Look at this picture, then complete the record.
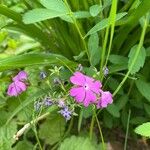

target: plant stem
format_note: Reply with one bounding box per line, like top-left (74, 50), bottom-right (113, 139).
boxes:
top-left (124, 109), bottom-right (131, 150)
top-left (89, 112), bottom-right (95, 140)
top-left (113, 15), bottom-right (148, 96)
top-left (94, 110), bottom-right (105, 150)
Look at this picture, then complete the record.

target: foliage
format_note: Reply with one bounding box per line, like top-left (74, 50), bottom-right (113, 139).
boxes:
top-left (0, 0), bottom-right (150, 149)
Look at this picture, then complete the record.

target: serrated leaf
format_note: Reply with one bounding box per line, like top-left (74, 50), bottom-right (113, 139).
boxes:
top-left (128, 45), bottom-right (146, 74)
top-left (59, 136), bottom-right (97, 150)
top-left (85, 12), bottom-right (127, 37)
top-left (89, 5), bottom-right (102, 17)
top-left (135, 122), bottom-right (150, 137)
top-left (39, 114), bottom-right (66, 145)
top-left (88, 33), bottom-right (100, 66)
top-left (106, 103), bottom-right (120, 118)
top-left (23, 9), bottom-right (66, 24)
top-left (136, 79), bottom-right (150, 102)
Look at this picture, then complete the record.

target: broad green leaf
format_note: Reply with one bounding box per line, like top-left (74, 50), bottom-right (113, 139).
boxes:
top-left (0, 53), bottom-right (76, 71)
top-left (144, 103), bottom-right (150, 116)
top-left (0, 121), bottom-right (17, 149)
top-left (88, 33), bottom-right (100, 66)
top-left (130, 117), bottom-right (148, 125)
top-left (109, 64), bottom-right (128, 73)
top-left (128, 45), bottom-right (146, 74)
top-left (146, 47), bottom-right (150, 56)
top-left (109, 54), bottom-right (128, 64)
top-left (82, 105), bottom-right (93, 119)
top-left (73, 51), bottom-right (86, 61)
top-left (40, 0), bottom-right (67, 13)
top-left (116, 95), bottom-right (128, 110)
top-left (85, 12), bottom-right (127, 37)
top-left (135, 122), bottom-right (150, 137)
top-left (136, 79), bottom-right (150, 102)
top-left (103, 111), bottom-right (113, 128)
top-left (74, 11), bottom-right (91, 19)
top-left (13, 141), bottom-right (33, 150)
top-left (89, 5), bottom-right (102, 17)
top-left (23, 9), bottom-right (66, 24)
top-left (106, 103), bottom-right (120, 118)
top-left (39, 114), bottom-right (66, 145)
top-left (59, 136), bottom-right (97, 150)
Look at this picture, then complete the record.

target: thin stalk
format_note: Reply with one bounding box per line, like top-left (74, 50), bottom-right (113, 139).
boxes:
top-left (100, 26), bottom-right (109, 80)
top-left (94, 111), bottom-right (105, 150)
top-left (124, 110), bottom-right (131, 150)
top-left (89, 112), bottom-right (95, 140)
top-left (113, 15), bottom-right (148, 96)
top-left (63, 0), bottom-right (90, 63)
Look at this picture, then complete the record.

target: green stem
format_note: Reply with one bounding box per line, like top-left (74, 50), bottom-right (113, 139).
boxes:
top-left (124, 110), bottom-right (131, 150)
top-left (113, 15), bottom-right (148, 96)
top-left (94, 111), bottom-right (105, 150)
top-left (89, 112), bottom-right (95, 140)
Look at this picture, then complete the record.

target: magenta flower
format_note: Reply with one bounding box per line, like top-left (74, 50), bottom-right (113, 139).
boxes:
top-left (7, 71), bottom-right (28, 97)
top-left (13, 71), bottom-right (27, 82)
top-left (7, 80), bottom-right (27, 96)
top-left (97, 91), bottom-right (113, 108)
top-left (70, 72), bottom-right (102, 107)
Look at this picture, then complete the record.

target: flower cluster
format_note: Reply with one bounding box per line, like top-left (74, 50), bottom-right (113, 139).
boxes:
top-left (34, 97), bottom-right (72, 121)
top-left (7, 71), bottom-right (28, 96)
top-left (70, 72), bottom-right (113, 108)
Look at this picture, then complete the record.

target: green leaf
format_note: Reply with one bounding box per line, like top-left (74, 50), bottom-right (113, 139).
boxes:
top-left (40, 0), bottom-right (67, 13)
top-left (136, 79), bottom-right (150, 102)
top-left (106, 103), bottom-right (120, 118)
top-left (109, 55), bottom-right (128, 64)
top-left (13, 141), bottom-right (33, 150)
top-left (0, 53), bottom-right (76, 71)
top-left (23, 8), bottom-right (66, 24)
top-left (0, 121), bottom-right (17, 149)
top-left (130, 117), bottom-right (148, 125)
top-left (85, 12), bottom-right (127, 37)
top-left (144, 103), bottom-right (150, 116)
top-left (88, 33), bottom-right (100, 66)
top-left (59, 136), bottom-right (97, 150)
top-left (89, 5), bottom-right (102, 17)
top-left (74, 11), bottom-right (91, 19)
top-left (39, 114), bottom-right (66, 145)
top-left (82, 105), bottom-right (93, 119)
top-left (116, 95), bottom-right (128, 110)
top-left (135, 122), bottom-right (150, 137)
top-left (128, 45), bottom-right (146, 74)
top-left (103, 111), bottom-right (113, 128)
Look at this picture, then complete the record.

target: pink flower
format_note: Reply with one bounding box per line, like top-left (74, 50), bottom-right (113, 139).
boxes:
top-left (7, 80), bottom-right (27, 96)
top-left (13, 71), bottom-right (27, 82)
top-left (97, 91), bottom-right (113, 108)
top-left (70, 72), bottom-right (102, 107)
top-left (7, 71), bottom-right (28, 97)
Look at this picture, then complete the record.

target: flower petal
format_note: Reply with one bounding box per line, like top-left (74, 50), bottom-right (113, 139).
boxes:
top-left (83, 90), bottom-right (96, 107)
top-left (70, 87), bottom-right (85, 103)
top-left (13, 71), bottom-right (27, 81)
top-left (70, 72), bottom-right (85, 86)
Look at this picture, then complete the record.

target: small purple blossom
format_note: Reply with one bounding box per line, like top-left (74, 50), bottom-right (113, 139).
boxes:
top-left (103, 67), bottom-right (109, 77)
top-left (40, 71), bottom-right (47, 79)
top-left (7, 71), bottom-right (28, 97)
top-left (43, 97), bottom-right (53, 107)
top-left (58, 99), bottom-right (65, 108)
top-left (34, 101), bottom-right (42, 111)
top-left (70, 72), bottom-right (102, 107)
top-left (13, 71), bottom-right (28, 82)
top-left (97, 91), bottom-right (113, 108)
top-left (59, 106), bottom-right (72, 121)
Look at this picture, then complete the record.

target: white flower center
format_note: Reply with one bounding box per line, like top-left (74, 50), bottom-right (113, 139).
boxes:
top-left (84, 84), bottom-right (89, 90)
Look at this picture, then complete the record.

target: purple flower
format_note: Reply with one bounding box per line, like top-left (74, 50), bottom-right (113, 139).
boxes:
top-left (103, 67), bottom-right (109, 77)
top-left (70, 72), bottom-right (102, 107)
top-left (59, 106), bottom-right (72, 121)
top-left (7, 80), bottom-right (27, 96)
top-left (97, 91), bottom-right (113, 108)
top-left (7, 71), bottom-right (28, 97)
top-left (34, 101), bottom-right (42, 111)
top-left (40, 71), bottom-right (47, 79)
top-left (43, 97), bottom-right (53, 107)
top-left (58, 99), bottom-right (65, 108)
top-left (13, 71), bottom-right (28, 82)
